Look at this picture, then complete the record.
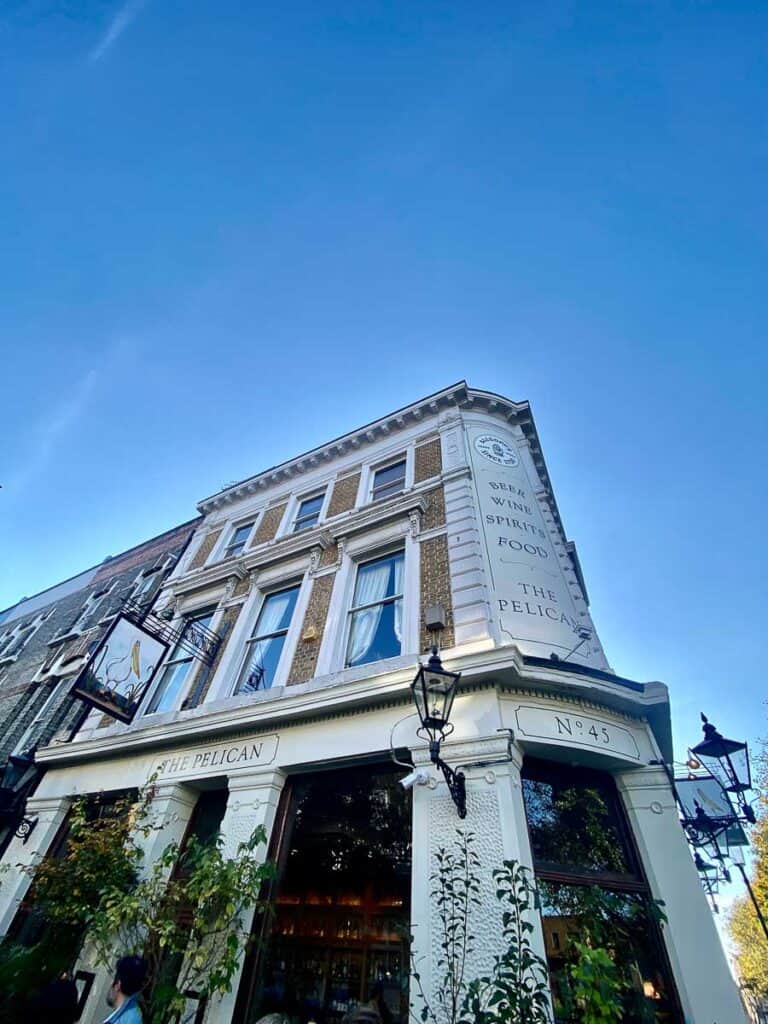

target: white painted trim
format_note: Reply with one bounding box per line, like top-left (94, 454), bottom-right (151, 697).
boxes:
top-left (324, 534), bottom-right (415, 676)
top-left (279, 485), bottom-right (332, 539)
top-left (222, 573), bottom-right (310, 697)
top-left (141, 601), bottom-right (224, 717)
top-left (210, 514), bottom-right (261, 565)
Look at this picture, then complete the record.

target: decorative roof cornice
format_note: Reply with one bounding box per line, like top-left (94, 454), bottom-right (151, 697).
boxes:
top-left (197, 382), bottom-right (536, 512)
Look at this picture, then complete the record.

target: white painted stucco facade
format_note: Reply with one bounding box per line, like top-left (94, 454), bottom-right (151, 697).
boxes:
top-left (0, 383), bottom-right (745, 1024)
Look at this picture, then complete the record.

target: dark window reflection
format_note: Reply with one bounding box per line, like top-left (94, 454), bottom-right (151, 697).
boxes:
top-left (522, 760), bottom-right (633, 878)
top-left (522, 759), bottom-right (682, 1024)
top-left (250, 766), bottom-right (411, 1024)
top-left (539, 882), bottom-right (678, 1024)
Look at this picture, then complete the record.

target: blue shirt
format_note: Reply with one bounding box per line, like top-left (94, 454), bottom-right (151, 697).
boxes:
top-left (103, 994), bottom-right (143, 1024)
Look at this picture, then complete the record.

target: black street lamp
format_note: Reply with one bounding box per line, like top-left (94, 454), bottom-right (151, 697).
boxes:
top-left (678, 712), bottom-right (768, 944)
top-left (691, 714), bottom-right (755, 822)
top-left (411, 647), bottom-right (466, 818)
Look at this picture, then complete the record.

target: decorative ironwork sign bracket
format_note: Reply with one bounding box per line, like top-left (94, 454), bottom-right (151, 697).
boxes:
top-left (123, 600), bottom-right (221, 666)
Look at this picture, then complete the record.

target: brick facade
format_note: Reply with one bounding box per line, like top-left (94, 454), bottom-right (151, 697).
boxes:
top-left (189, 529), bottom-right (223, 569)
top-left (91, 519), bottom-right (200, 584)
top-left (0, 522), bottom-right (198, 755)
top-left (422, 485), bottom-right (446, 532)
top-left (252, 504), bottom-right (287, 545)
top-left (327, 473), bottom-right (360, 518)
top-left (320, 544), bottom-right (339, 568)
top-left (182, 604), bottom-right (242, 709)
top-left (419, 534), bottom-right (454, 652)
top-left (287, 574), bottom-right (335, 685)
top-left (414, 438), bottom-right (442, 483)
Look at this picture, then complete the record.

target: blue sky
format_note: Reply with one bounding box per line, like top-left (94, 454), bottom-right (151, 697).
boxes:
top-left (1, 0), bottom-right (766, 776)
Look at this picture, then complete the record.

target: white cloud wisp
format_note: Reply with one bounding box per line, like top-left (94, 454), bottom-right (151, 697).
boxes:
top-left (89, 0), bottom-right (149, 63)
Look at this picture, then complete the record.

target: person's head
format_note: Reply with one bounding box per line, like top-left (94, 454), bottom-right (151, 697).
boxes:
top-left (106, 956), bottom-right (147, 1008)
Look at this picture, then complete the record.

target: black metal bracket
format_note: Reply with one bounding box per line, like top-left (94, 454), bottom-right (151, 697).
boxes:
top-left (430, 741), bottom-right (467, 818)
top-left (14, 816), bottom-right (37, 844)
top-left (123, 600), bottom-right (221, 666)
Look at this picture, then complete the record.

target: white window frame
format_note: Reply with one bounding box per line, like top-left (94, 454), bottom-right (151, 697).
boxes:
top-left (370, 457), bottom-right (408, 502)
top-left (64, 581), bottom-right (117, 637)
top-left (316, 524), bottom-right (419, 677)
top-left (230, 581), bottom-right (303, 694)
top-left (12, 677), bottom-right (72, 755)
top-left (222, 520), bottom-right (257, 559)
top-left (129, 555), bottom-right (176, 605)
top-left (142, 600), bottom-right (223, 716)
top-left (0, 609), bottom-right (53, 664)
top-left (291, 490), bottom-right (328, 533)
top-left (343, 549), bottom-right (406, 669)
top-left (358, 447), bottom-right (415, 507)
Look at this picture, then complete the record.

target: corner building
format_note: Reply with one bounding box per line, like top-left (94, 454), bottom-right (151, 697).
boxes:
top-left (0, 383), bottom-right (745, 1023)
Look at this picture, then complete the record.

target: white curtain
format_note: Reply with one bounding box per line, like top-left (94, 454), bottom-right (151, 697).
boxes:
top-left (255, 591), bottom-right (293, 638)
top-left (239, 592), bottom-right (294, 692)
top-left (392, 554), bottom-right (404, 644)
top-left (347, 561), bottom-right (392, 665)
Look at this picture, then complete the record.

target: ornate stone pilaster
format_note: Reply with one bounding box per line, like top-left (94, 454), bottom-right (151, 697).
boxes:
top-left (204, 768), bottom-right (287, 1023)
top-left (616, 766), bottom-right (747, 1023)
top-left (77, 782), bottom-right (199, 1024)
top-left (0, 793), bottom-right (72, 936)
top-left (409, 734), bottom-right (547, 1020)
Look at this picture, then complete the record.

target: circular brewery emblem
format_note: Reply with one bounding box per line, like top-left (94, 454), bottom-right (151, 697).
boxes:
top-left (474, 434), bottom-right (519, 467)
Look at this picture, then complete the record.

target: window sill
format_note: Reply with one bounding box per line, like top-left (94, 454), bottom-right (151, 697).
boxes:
top-left (48, 631), bottom-right (82, 647)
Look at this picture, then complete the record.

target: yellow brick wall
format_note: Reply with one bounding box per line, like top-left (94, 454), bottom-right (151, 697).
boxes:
top-left (414, 438), bottom-right (442, 483)
top-left (287, 574), bottom-right (336, 685)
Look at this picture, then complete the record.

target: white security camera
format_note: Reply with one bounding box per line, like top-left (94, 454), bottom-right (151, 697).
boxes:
top-left (400, 768), bottom-right (430, 790)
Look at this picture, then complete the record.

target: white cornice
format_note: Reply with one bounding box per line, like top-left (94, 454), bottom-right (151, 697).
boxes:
top-left (171, 491), bottom-right (430, 597)
top-left (197, 382), bottom-right (534, 514)
top-left (34, 644), bottom-right (668, 770)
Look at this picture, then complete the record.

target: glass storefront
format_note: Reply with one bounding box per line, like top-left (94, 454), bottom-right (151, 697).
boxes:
top-left (522, 758), bottom-right (682, 1024)
top-left (240, 764), bottom-right (412, 1024)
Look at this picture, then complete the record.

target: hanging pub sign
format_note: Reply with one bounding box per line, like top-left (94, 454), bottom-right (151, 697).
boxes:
top-left (70, 614), bottom-right (169, 723)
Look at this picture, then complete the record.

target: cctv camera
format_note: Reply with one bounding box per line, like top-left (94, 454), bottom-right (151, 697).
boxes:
top-left (400, 768), bottom-right (430, 790)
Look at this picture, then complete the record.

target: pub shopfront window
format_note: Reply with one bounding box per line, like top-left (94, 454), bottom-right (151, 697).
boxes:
top-left (521, 758), bottom-right (682, 1023)
top-left (345, 551), bottom-right (404, 668)
top-left (238, 764), bottom-right (412, 1024)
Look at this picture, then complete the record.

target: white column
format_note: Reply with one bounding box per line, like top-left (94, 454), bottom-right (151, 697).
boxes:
top-left (0, 793), bottom-right (72, 935)
top-left (409, 735), bottom-right (547, 1020)
top-left (78, 782), bottom-right (199, 1024)
top-left (616, 766), bottom-right (748, 1024)
top-left (205, 767), bottom-right (286, 1024)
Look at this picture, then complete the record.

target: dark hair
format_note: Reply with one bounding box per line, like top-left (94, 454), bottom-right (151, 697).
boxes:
top-left (114, 956), bottom-right (147, 997)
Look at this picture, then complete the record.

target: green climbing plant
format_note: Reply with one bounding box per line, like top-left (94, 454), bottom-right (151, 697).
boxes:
top-left (409, 832), bottom-right (551, 1024)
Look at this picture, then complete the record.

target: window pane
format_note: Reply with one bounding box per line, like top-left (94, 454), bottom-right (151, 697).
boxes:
top-left (294, 494), bottom-right (324, 531)
top-left (522, 761), bottom-right (634, 877)
top-left (347, 598), bottom-right (402, 667)
top-left (237, 635), bottom-right (287, 692)
top-left (352, 552), bottom-right (404, 607)
top-left (147, 659), bottom-right (193, 714)
top-left (538, 881), bottom-right (679, 1023)
top-left (235, 587), bottom-right (300, 693)
top-left (372, 461), bottom-right (406, 499)
top-left (226, 523), bottom-right (253, 554)
top-left (146, 611), bottom-right (214, 714)
top-left (257, 587), bottom-right (300, 636)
